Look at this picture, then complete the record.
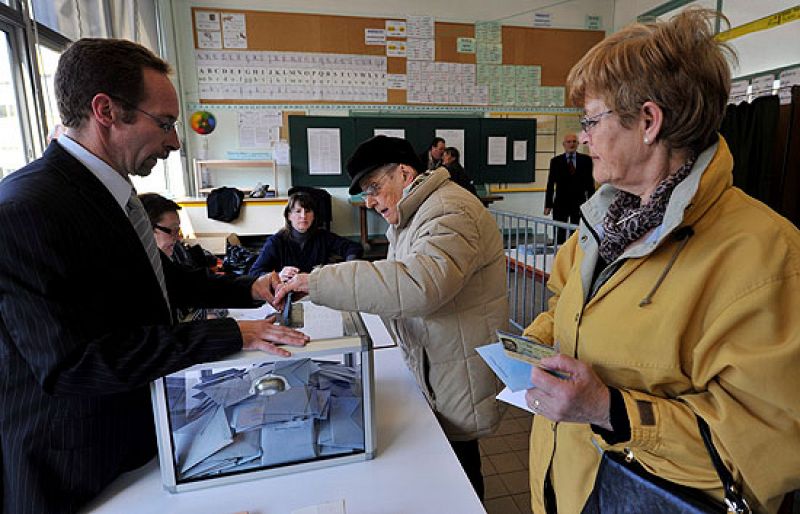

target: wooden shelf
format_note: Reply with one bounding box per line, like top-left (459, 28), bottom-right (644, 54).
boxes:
top-left (193, 159), bottom-right (277, 196)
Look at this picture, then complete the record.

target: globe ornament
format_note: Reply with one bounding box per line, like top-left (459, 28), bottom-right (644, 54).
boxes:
top-left (190, 110), bottom-right (216, 135)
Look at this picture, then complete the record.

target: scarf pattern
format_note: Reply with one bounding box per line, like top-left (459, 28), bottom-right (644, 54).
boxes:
top-left (599, 157), bottom-right (695, 263)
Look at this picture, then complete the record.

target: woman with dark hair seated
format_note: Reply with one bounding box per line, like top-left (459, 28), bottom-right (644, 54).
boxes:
top-left (249, 191), bottom-right (363, 280)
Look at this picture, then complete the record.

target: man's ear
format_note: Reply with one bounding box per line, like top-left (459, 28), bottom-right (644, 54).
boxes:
top-left (90, 93), bottom-right (116, 128)
top-left (400, 165), bottom-right (416, 186)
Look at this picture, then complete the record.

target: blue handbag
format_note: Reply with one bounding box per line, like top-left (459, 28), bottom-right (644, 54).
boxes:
top-left (581, 417), bottom-right (750, 514)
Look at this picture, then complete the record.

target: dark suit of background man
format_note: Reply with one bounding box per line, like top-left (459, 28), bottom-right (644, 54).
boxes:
top-left (0, 38), bottom-right (308, 514)
top-left (418, 136), bottom-right (446, 171)
top-left (544, 133), bottom-right (595, 243)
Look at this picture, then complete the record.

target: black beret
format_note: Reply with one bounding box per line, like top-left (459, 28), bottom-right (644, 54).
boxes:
top-left (346, 135), bottom-right (423, 195)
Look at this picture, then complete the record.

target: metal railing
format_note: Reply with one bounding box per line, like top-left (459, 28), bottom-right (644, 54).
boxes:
top-left (490, 209), bottom-right (578, 332)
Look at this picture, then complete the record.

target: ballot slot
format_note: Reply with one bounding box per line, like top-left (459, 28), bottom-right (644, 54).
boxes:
top-left (150, 309), bottom-right (376, 492)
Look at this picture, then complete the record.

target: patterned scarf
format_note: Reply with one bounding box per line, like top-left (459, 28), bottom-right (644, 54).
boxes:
top-left (599, 157), bottom-right (695, 263)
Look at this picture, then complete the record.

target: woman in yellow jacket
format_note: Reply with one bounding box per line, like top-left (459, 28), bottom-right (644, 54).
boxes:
top-left (523, 9), bottom-right (800, 513)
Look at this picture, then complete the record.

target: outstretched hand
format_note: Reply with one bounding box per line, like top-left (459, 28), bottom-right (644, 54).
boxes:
top-left (251, 272), bottom-right (282, 306)
top-left (274, 273), bottom-right (311, 304)
top-left (237, 315), bottom-right (310, 357)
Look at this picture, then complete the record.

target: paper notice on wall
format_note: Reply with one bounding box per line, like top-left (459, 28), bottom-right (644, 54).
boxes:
top-left (195, 11), bottom-right (221, 31)
top-left (273, 140), bottom-right (290, 165)
top-left (238, 110), bottom-right (281, 149)
top-left (457, 37), bottom-right (476, 53)
top-left (365, 28), bottom-right (386, 45)
top-left (386, 41), bottom-right (407, 57)
top-left (222, 13), bottom-right (247, 49)
top-left (374, 128), bottom-right (405, 138)
top-left (406, 15), bottom-right (434, 39)
top-left (197, 30), bottom-right (222, 49)
top-left (728, 79), bottom-right (749, 105)
top-left (385, 20), bottom-right (406, 37)
top-left (387, 74), bottom-right (407, 89)
top-left (435, 129), bottom-right (465, 165)
top-left (487, 136), bottom-right (507, 165)
top-left (513, 140), bottom-right (527, 161)
top-left (750, 74), bottom-right (775, 99)
top-left (407, 38), bottom-right (434, 61)
top-left (307, 128), bottom-right (341, 175)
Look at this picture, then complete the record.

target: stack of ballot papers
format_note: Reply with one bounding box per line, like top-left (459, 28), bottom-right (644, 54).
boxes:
top-left (165, 358), bottom-right (365, 481)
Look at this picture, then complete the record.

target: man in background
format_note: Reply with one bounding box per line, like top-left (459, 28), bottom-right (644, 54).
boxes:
top-left (544, 133), bottom-right (595, 243)
top-left (418, 136), bottom-right (446, 170)
top-left (0, 38), bottom-right (307, 513)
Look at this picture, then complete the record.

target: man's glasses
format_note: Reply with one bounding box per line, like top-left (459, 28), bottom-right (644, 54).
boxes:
top-left (361, 172), bottom-right (393, 198)
top-left (579, 110), bottom-right (613, 134)
top-left (108, 95), bottom-right (181, 134)
top-left (153, 224), bottom-right (181, 237)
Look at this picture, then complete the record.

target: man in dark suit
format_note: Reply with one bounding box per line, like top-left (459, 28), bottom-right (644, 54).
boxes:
top-left (544, 133), bottom-right (595, 243)
top-left (0, 39), bottom-right (308, 514)
top-left (418, 136), bottom-right (446, 171)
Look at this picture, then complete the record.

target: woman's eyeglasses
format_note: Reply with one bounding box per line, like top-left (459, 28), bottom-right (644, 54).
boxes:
top-left (579, 110), bottom-right (613, 134)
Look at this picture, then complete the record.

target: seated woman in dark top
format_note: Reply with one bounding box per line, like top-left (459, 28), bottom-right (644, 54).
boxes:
top-left (249, 192), bottom-right (363, 280)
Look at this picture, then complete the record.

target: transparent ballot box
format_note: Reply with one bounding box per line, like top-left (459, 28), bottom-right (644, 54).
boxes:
top-left (150, 303), bottom-right (376, 492)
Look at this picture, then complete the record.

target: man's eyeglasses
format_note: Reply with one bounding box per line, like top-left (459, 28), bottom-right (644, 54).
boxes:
top-left (108, 95), bottom-right (181, 134)
top-left (361, 172), bottom-right (393, 198)
top-left (579, 110), bottom-right (613, 134)
top-left (153, 224), bottom-right (181, 237)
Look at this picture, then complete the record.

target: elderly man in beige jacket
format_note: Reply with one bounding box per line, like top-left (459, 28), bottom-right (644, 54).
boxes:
top-left (275, 135), bottom-right (508, 499)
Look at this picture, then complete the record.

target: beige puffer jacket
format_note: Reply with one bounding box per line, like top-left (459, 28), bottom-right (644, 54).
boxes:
top-left (308, 168), bottom-right (508, 440)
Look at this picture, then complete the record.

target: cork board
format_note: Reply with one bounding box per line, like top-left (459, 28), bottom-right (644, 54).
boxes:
top-left (192, 7), bottom-right (604, 106)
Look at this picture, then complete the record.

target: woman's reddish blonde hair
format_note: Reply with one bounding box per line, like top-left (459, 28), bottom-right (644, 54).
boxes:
top-left (567, 8), bottom-right (736, 154)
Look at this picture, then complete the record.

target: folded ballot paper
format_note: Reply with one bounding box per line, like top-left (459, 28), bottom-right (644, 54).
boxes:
top-left (476, 343), bottom-right (535, 392)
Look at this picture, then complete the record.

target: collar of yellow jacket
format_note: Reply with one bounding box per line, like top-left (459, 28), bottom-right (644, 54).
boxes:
top-left (394, 167), bottom-right (451, 229)
top-left (581, 135), bottom-right (734, 260)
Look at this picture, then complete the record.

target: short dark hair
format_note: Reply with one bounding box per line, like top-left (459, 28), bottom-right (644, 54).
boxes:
top-left (55, 38), bottom-right (171, 128)
top-left (429, 137), bottom-right (445, 149)
top-left (444, 146), bottom-right (460, 162)
top-left (139, 193), bottom-right (180, 225)
top-left (283, 192), bottom-right (318, 233)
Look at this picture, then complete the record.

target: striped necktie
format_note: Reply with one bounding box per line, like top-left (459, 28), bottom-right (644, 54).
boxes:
top-left (126, 190), bottom-right (171, 311)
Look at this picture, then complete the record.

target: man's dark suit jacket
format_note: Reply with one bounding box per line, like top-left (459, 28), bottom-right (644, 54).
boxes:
top-left (0, 143), bottom-right (259, 513)
top-left (544, 152), bottom-right (595, 221)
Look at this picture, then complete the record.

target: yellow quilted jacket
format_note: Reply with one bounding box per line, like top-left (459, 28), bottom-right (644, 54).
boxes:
top-left (525, 137), bottom-right (800, 513)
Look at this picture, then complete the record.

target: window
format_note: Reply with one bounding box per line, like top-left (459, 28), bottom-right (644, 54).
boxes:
top-left (0, 31), bottom-right (26, 177)
top-left (36, 44), bottom-right (62, 138)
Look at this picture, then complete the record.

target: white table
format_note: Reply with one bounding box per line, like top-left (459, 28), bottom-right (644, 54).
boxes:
top-left (83, 348), bottom-right (486, 514)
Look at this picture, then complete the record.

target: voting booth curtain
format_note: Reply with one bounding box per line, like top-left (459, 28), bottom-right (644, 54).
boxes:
top-left (720, 85), bottom-right (800, 228)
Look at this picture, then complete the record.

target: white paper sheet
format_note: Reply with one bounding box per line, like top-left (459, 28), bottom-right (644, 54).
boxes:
top-left (195, 11), bottom-right (221, 31)
top-left (513, 140), bottom-right (527, 161)
top-left (385, 20), bottom-right (406, 37)
top-left (307, 128), bottom-right (342, 175)
top-left (487, 136), bottom-right (507, 165)
top-left (497, 387), bottom-right (534, 413)
top-left (360, 312), bottom-right (395, 348)
top-left (374, 128), bottom-right (405, 138)
top-left (300, 302), bottom-right (344, 340)
top-left (435, 129), bottom-right (465, 166)
top-left (365, 28), bottom-right (386, 45)
top-left (222, 13), bottom-right (247, 49)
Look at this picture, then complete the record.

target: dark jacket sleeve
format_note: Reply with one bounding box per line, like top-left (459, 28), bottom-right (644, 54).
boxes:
top-left (164, 255), bottom-right (257, 309)
top-left (324, 230), bottom-right (364, 261)
top-left (581, 154), bottom-right (596, 200)
top-left (249, 233), bottom-right (283, 276)
top-left (545, 156), bottom-right (558, 209)
top-left (0, 199), bottom-right (244, 397)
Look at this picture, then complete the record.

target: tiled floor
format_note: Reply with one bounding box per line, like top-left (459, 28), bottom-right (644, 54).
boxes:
top-left (480, 405), bottom-right (533, 514)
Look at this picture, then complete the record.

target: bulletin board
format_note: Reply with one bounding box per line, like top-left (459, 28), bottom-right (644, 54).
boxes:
top-left (191, 7), bottom-right (605, 107)
top-left (289, 116), bottom-right (536, 187)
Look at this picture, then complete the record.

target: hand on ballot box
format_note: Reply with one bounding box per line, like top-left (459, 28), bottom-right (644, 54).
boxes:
top-left (237, 316), bottom-right (310, 357)
top-left (279, 266), bottom-right (300, 282)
